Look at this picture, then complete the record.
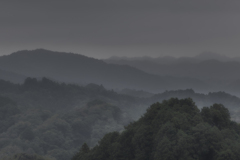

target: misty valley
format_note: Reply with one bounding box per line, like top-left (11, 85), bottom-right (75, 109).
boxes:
top-left (1, 50), bottom-right (240, 160)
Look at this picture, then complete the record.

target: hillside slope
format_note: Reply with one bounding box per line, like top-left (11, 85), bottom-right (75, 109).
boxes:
top-left (105, 58), bottom-right (240, 82)
top-left (72, 98), bottom-right (240, 160)
top-left (0, 49), bottom-right (209, 92)
top-left (1, 79), bottom-right (240, 159)
top-left (105, 56), bottom-right (240, 94)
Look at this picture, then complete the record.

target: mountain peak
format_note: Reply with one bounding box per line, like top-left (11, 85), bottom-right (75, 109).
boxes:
top-left (11, 49), bottom-right (75, 56)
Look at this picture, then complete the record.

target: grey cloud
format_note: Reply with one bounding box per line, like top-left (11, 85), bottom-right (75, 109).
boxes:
top-left (1, 1), bottom-right (240, 57)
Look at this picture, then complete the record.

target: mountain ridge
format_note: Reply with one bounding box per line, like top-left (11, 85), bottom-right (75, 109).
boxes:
top-left (105, 51), bottom-right (239, 64)
top-left (0, 49), bottom-right (209, 93)
top-left (104, 53), bottom-right (240, 95)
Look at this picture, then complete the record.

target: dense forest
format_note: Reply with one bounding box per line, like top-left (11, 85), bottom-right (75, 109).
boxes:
top-left (0, 78), bottom-right (135, 160)
top-left (72, 98), bottom-right (240, 160)
top-left (1, 153), bottom-right (52, 160)
top-left (1, 78), bottom-right (240, 159)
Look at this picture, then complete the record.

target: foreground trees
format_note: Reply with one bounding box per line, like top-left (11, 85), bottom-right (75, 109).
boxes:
top-left (1, 153), bottom-right (53, 160)
top-left (73, 98), bottom-right (240, 160)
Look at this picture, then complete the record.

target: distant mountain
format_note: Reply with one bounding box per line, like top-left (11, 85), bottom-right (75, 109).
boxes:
top-left (106, 58), bottom-right (240, 81)
top-left (105, 52), bottom-right (238, 64)
top-left (107, 55), bottom-right (178, 64)
top-left (0, 49), bottom-right (209, 93)
top-left (104, 53), bottom-right (240, 94)
top-left (194, 51), bottom-right (229, 61)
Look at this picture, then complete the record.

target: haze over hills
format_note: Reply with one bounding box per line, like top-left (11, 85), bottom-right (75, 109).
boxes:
top-left (0, 69), bottom-right (26, 83)
top-left (0, 49), bottom-right (210, 93)
top-left (1, 74), bottom-right (240, 159)
top-left (105, 52), bottom-right (238, 64)
top-left (1, 78), bottom-right (240, 159)
top-left (104, 52), bottom-right (240, 95)
top-left (3, 1), bottom-right (240, 159)
top-left (73, 98), bottom-right (240, 160)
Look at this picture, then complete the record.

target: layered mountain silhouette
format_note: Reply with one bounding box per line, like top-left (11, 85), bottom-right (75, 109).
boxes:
top-left (0, 49), bottom-right (209, 93)
top-left (105, 52), bottom-right (237, 64)
top-left (104, 52), bottom-right (240, 94)
top-left (105, 59), bottom-right (240, 82)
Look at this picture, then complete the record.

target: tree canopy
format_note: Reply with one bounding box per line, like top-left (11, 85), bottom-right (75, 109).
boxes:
top-left (73, 98), bottom-right (240, 160)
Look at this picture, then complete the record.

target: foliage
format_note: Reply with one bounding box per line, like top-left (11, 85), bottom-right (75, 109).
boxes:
top-left (1, 153), bottom-right (53, 160)
top-left (73, 98), bottom-right (240, 160)
top-left (1, 78), bottom-right (240, 160)
top-left (0, 78), bottom-right (131, 160)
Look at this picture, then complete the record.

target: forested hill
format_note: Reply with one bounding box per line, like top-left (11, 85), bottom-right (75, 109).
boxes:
top-left (150, 89), bottom-right (240, 120)
top-left (0, 49), bottom-right (209, 92)
top-left (0, 78), bottom-right (137, 160)
top-left (1, 78), bottom-right (240, 159)
top-left (72, 98), bottom-right (240, 160)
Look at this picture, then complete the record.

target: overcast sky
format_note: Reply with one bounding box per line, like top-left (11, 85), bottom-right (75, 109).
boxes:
top-left (1, 0), bottom-right (240, 58)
